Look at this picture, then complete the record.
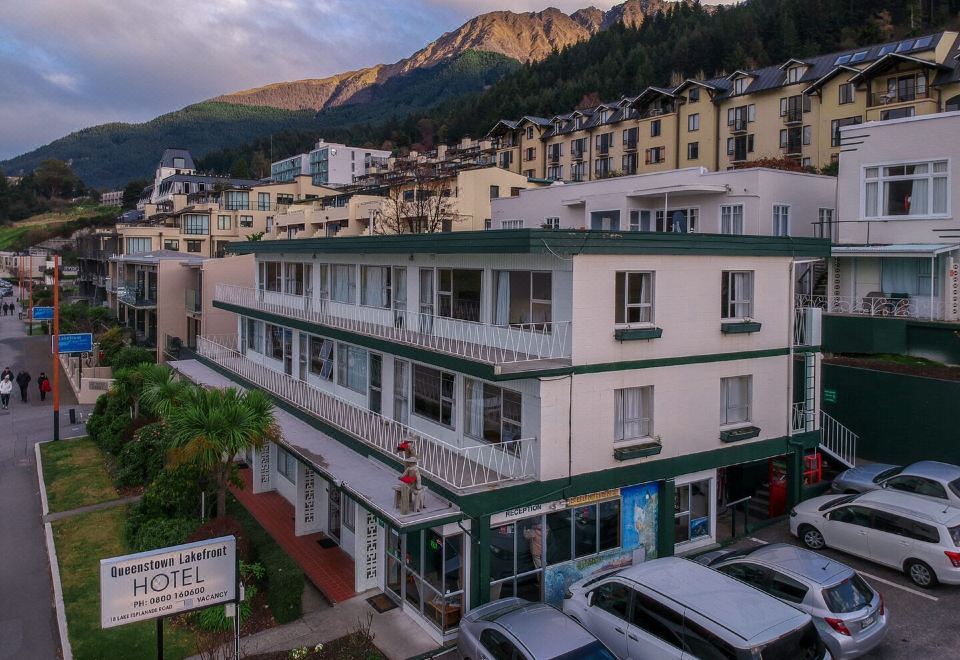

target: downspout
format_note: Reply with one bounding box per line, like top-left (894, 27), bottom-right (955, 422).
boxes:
top-left (930, 254), bottom-right (935, 321)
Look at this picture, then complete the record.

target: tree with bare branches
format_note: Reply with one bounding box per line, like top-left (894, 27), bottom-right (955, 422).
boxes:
top-left (373, 164), bottom-right (459, 234)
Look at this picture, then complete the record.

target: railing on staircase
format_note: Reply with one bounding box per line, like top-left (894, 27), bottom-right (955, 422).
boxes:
top-left (819, 411), bottom-right (857, 468)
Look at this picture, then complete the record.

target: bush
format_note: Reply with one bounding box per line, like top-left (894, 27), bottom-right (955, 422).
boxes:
top-left (86, 392), bottom-right (132, 456)
top-left (97, 326), bottom-right (126, 365)
top-left (126, 465), bottom-right (210, 548)
top-left (130, 517), bottom-right (198, 553)
top-left (114, 422), bottom-right (167, 488)
top-left (110, 346), bottom-right (155, 371)
top-left (194, 561), bottom-right (264, 631)
top-left (187, 516), bottom-right (251, 561)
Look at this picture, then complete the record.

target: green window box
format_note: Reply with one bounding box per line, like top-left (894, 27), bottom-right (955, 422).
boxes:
top-left (613, 441), bottom-right (663, 461)
top-left (614, 327), bottom-right (663, 341)
top-left (719, 425), bottom-right (761, 443)
top-left (721, 321), bottom-right (762, 334)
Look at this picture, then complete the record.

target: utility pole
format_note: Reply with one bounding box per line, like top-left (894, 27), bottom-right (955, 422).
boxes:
top-left (28, 254), bottom-right (34, 334)
top-left (53, 255), bottom-right (60, 441)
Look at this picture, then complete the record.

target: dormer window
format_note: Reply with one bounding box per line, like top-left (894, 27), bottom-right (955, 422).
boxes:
top-left (733, 77), bottom-right (749, 95)
top-left (526, 126), bottom-right (534, 139)
top-left (786, 66), bottom-right (805, 84)
top-left (173, 157), bottom-right (185, 169)
top-left (689, 87), bottom-right (700, 103)
top-left (575, 116), bottom-right (584, 130)
top-left (598, 110), bottom-right (608, 123)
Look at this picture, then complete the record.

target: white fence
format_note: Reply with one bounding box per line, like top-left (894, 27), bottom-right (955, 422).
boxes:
top-left (197, 336), bottom-right (537, 491)
top-left (215, 284), bottom-right (571, 366)
top-left (60, 354), bottom-right (114, 405)
top-left (791, 401), bottom-right (818, 434)
top-left (819, 411), bottom-right (858, 468)
top-left (793, 307), bottom-right (822, 347)
top-left (796, 294), bottom-right (947, 321)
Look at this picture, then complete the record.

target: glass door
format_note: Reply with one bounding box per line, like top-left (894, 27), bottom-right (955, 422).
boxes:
top-left (393, 266), bottom-right (407, 328)
top-left (369, 353), bottom-right (382, 414)
top-left (283, 329), bottom-right (293, 376)
top-left (419, 268), bottom-right (434, 334)
top-left (298, 333), bottom-right (308, 380)
top-left (393, 359), bottom-right (409, 425)
top-left (328, 487), bottom-right (342, 543)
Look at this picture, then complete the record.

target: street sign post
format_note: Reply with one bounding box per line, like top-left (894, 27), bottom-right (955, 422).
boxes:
top-left (54, 333), bottom-right (94, 354)
top-left (31, 306), bottom-right (54, 321)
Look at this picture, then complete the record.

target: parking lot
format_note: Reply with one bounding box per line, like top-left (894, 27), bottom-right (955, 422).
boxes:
top-left (726, 520), bottom-right (960, 659)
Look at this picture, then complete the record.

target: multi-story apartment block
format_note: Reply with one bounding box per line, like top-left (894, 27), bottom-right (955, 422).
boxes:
top-left (168, 229), bottom-right (828, 641)
top-left (100, 190), bottom-right (123, 207)
top-left (139, 148), bottom-right (261, 207)
top-left (272, 140), bottom-right (392, 186)
top-left (270, 153), bottom-right (312, 182)
top-left (489, 32), bottom-right (960, 182)
top-left (75, 228), bottom-right (121, 305)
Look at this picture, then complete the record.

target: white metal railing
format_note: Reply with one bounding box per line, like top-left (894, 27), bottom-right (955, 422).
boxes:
top-left (196, 336), bottom-right (537, 491)
top-left (791, 401), bottom-right (818, 434)
top-left (793, 307), bottom-right (822, 347)
top-left (215, 284), bottom-right (572, 366)
top-left (819, 411), bottom-right (857, 468)
top-left (796, 294), bottom-right (947, 321)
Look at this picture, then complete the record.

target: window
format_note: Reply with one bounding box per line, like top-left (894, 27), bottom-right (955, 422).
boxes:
top-left (546, 165), bottom-right (563, 181)
top-left (828, 505), bottom-right (873, 527)
top-left (622, 153), bottom-right (638, 174)
top-left (721, 271), bottom-right (753, 319)
top-left (479, 629), bottom-right (520, 660)
top-left (330, 264), bottom-right (356, 303)
top-left (595, 132), bottom-right (613, 153)
top-left (687, 142), bottom-right (699, 160)
top-left (259, 261), bottom-right (282, 292)
top-left (802, 125), bottom-right (812, 146)
top-left (831, 116), bottom-right (862, 147)
top-left (629, 210), bottom-right (652, 232)
top-left (631, 590), bottom-right (685, 650)
top-left (817, 208), bottom-right (834, 239)
top-left (182, 214), bottom-right (209, 235)
top-left (224, 191), bottom-right (249, 210)
top-left (839, 83), bottom-right (855, 104)
top-left (720, 205), bottom-right (743, 235)
top-left (683, 618), bottom-right (738, 660)
top-left (773, 205), bottom-right (790, 236)
top-left (688, 113), bottom-right (700, 131)
top-left (864, 160), bottom-right (949, 217)
top-left (336, 343), bottom-right (367, 393)
top-left (258, 192), bottom-right (270, 211)
top-left (277, 447), bottom-right (297, 483)
top-left (524, 147), bottom-right (535, 161)
top-left (413, 364), bottom-right (454, 426)
top-left (615, 272), bottom-right (654, 325)
top-left (217, 214), bottom-right (231, 230)
top-left (571, 138), bottom-right (587, 158)
top-left (884, 475), bottom-right (948, 500)
top-left (623, 127), bottom-right (639, 148)
top-left (438, 268), bottom-right (482, 322)
top-left (645, 147), bottom-right (665, 164)
top-left (880, 106), bottom-right (916, 121)
top-left (571, 162), bottom-right (587, 182)
top-left (615, 386), bottom-right (653, 443)
top-left (543, 217), bottom-right (560, 229)
top-left (173, 157), bottom-right (185, 169)
top-left (342, 495), bottom-right (356, 532)
top-left (245, 319), bottom-right (263, 353)
top-left (186, 240), bottom-right (202, 253)
top-left (786, 65), bottom-right (804, 84)
top-left (733, 77), bottom-right (748, 95)
top-left (689, 87), bottom-right (700, 103)
top-left (720, 376), bottom-right (752, 425)
top-left (360, 266), bottom-right (392, 308)
top-left (265, 323), bottom-right (285, 361)
top-left (489, 185), bottom-right (500, 199)
top-left (594, 157), bottom-right (613, 177)
top-left (523, 169), bottom-right (534, 178)
top-left (464, 379), bottom-right (522, 444)
top-left (675, 478), bottom-right (713, 544)
top-left (590, 209), bottom-right (621, 230)
top-left (492, 271), bottom-right (552, 326)
top-left (655, 207), bottom-right (697, 232)
top-left (239, 215), bottom-right (253, 228)
top-left (650, 120), bottom-right (661, 137)
top-left (526, 126), bottom-right (534, 139)
top-left (309, 337), bottom-right (334, 381)
top-left (592, 581), bottom-right (630, 619)
top-left (284, 262), bottom-right (306, 295)
top-left (162, 239), bottom-right (180, 251)
top-left (769, 571), bottom-right (809, 604)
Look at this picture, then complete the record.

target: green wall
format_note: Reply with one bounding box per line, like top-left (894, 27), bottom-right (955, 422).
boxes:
top-left (822, 363), bottom-right (960, 465)
top-left (823, 315), bottom-right (960, 364)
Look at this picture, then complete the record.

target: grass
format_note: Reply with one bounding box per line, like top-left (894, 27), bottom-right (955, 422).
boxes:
top-left (0, 225), bottom-right (31, 250)
top-left (53, 507), bottom-right (196, 660)
top-left (41, 437), bottom-right (118, 513)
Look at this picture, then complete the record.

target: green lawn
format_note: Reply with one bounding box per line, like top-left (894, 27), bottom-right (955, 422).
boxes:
top-left (41, 438), bottom-right (118, 513)
top-left (53, 508), bottom-right (196, 660)
top-left (0, 225), bottom-right (31, 250)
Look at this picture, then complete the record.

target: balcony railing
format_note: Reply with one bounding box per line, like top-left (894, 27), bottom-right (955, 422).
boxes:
top-left (116, 280), bottom-right (156, 307)
top-left (782, 108), bottom-right (803, 124)
top-left (731, 118), bottom-right (748, 133)
top-left (791, 401), bottom-right (818, 434)
top-left (795, 294), bottom-right (946, 321)
top-left (215, 284), bottom-right (572, 368)
top-left (870, 88), bottom-right (930, 107)
top-left (793, 307), bottom-right (822, 347)
top-left (196, 336), bottom-right (536, 491)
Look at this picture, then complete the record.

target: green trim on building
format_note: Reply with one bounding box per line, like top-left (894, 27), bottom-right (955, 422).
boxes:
top-left (225, 229), bottom-right (830, 258)
top-left (614, 327), bottom-right (663, 341)
top-left (721, 321), bottom-right (762, 334)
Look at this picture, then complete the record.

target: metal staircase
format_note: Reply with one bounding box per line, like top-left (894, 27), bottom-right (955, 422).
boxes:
top-left (819, 411), bottom-right (858, 468)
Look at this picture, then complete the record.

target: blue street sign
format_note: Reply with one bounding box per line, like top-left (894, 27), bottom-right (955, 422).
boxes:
top-left (55, 333), bottom-right (94, 354)
top-left (32, 306), bottom-right (54, 320)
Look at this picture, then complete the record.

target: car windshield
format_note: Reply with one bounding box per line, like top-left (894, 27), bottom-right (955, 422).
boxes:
top-left (873, 467), bottom-right (904, 483)
top-left (818, 494), bottom-right (859, 511)
top-left (949, 478), bottom-right (960, 499)
top-left (823, 574), bottom-right (873, 613)
top-left (949, 525), bottom-right (960, 547)
top-left (551, 640), bottom-right (617, 660)
top-left (753, 621), bottom-right (825, 660)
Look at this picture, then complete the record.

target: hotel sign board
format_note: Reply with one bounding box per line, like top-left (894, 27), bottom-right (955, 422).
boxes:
top-left (100, 536), bottom-right (236, 629)
top-left (490, 488), bottom-right (622, 526)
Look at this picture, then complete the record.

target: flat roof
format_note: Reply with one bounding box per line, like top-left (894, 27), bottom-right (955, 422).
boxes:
top-left (832, 243), bottom-right (960, 257)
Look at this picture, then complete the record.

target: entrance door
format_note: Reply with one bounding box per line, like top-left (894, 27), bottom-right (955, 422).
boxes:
top-left (283, 329), bottom-right (293, 376)
top-left (328, 488), bottom-right (342, 543)
top-left (298, 332), bottom-right (308, 380)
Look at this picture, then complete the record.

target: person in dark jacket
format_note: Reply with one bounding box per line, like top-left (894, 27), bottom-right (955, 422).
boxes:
top-left (0, 366), bottom-right (12, 382)
top-left (15, 370), bottom-right (30, 403)
top-left (37, 372), bottom-right (51, 402)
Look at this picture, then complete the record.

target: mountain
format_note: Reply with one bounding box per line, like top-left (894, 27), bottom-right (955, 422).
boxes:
top-left (0, 0), bottom-right (713, 189)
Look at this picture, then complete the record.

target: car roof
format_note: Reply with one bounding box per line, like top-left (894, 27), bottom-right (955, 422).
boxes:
top-left (481, 600), bottom-right (600, 654)
top-left (903, 461), bottom-right (960, 481)
top-left (733, 543), bottom-right (851, 585)
top-left (614, 557), bottom-right (808, 642)
top-left (856, 489), bottom-right (960, 525)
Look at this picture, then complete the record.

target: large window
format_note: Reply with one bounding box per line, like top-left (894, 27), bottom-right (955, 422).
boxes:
top-left (224, 191), bottom-right (249, 210)
top-left (720, 205), bottom-right (743, 235)
top-left (464, 379), bottom-right (522, 444)
top-left (721, 271), bottom-right (753, 319)
top-left (615, 386), bottom-right (653, 443)
top-left (412, 364), bottom-right (455, 427)
top-left (309, 337), bottom-right (334, 381)
top-left (277, 447), bottom-right (297, 483)
top-left (438, 269), bottom-right (482, 322)
top-left (492, 271), bottom-right (552, 327)
top-left (720, 376), bottom-right (752, 426)
top-left (864, 160), bottom-right (949, 218)
top-left (655, 208), bottom-right (697, 233)
top-left (615, 272), bottom-right (653, 325)
top-left (773, 205), bottom-right (790, 236)
top-left (259, 261), bottom-right (282, 292)
top-left (331, 264), bottom-right (357, 304)
top-left (126, 237), bottom-right (151, 254)
top-left (336, 344), bottom-right (367, 393)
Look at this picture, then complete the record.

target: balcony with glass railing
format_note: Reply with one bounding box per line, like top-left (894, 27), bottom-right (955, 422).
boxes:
top-left (116, 280), bottom-right (157, 308)
top-left (214, 284), bottom-right (572, 372)
top-left (196, 335), bottom-right (537, 492)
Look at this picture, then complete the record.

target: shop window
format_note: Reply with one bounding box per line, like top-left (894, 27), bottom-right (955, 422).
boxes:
top-left (675, 479), bottom-right (712, 545)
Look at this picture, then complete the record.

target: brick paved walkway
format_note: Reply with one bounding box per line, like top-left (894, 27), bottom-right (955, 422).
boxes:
top-left (231, 468), bottom-right (356, 603)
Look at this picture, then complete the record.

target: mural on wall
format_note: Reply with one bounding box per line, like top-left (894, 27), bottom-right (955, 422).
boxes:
top-left (544, 549), bottom-right (633, 605)
top-left (621, 481), bottom-right (659, 562)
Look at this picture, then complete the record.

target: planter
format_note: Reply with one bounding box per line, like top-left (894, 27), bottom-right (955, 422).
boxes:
top-left (614, 327), bottom-right (663, 341)
top-left (721, 321), bottom-right (762, 334)
top-left (613, 441), bottom-right (663, 461)
top-left (719, 425), bottom-right (761, 443)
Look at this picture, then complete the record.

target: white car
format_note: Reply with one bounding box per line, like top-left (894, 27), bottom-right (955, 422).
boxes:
top-left (790, 489), bottom-right (960, 587)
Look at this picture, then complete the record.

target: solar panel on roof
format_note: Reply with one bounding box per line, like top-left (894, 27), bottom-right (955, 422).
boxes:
top-left (835, 54), bottom-right (852, 65)
top-left (879, 44), bottom-right (896, 56)
top-left (851, 51), bottom-right (868, 63)
top-left (896, 40), bottom-right (912, 52)
top-left (914, 36), bottom-right (933, 49)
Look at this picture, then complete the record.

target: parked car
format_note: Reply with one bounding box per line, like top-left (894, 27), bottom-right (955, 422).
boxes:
top-left (832, 461), bottom-right (960, 507)
top-left (696, 543), bottom-right (888, 659)
top-left (791, 490), bottom-right (960, 587)
top-left (563, 556), bottom-right (828, 659)
top-left (458, 597), bottom-right (616, 660)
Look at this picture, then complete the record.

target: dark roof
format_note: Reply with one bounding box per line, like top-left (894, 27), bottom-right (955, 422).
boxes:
top-left (159, 148), bottom-right (196, 170)
top-left (159, 174), bottom-right (261, 188)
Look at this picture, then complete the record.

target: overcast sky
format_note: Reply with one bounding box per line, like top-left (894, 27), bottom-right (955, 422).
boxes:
top-left (0, 0), bottom-right (737, 161)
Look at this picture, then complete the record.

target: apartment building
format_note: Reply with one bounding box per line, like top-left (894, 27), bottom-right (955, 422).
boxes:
top-left (167, 229), bottom-right (827, 641)
top-left (75, 228), bottom-right (121, 305)
top-left (270, 153), bottom-right (311, 182)
top-left (271, 140), bottom-right (392, 186)
top-left (489, 32), bottom-right (960, 182)
top-left (139, 148), bottom-right (261, 208)
top-left (806, 111), bottom-right (960, 330)
top-left (100, 190), bottom-right (123, 207)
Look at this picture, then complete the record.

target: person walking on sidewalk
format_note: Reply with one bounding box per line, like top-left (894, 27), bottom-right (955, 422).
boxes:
top-left (1, 366), bottom-right (12, 382)
top-left (37, 372), bottom-right (51, 402)
top-left (16, 370), bottom-right (30, 403)
top-left (0, 375), bottom-right (12, 409)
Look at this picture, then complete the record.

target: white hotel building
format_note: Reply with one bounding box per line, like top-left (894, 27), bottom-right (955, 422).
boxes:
top-left (171, 228), bottom-right (828, 642)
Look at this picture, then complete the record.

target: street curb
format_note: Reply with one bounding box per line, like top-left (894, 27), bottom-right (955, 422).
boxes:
top-left (36, 440), bottom-right (73, 660)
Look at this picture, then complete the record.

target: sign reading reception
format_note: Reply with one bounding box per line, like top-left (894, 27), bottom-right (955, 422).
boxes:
top-left (100, 536), bottom-right (236, 628)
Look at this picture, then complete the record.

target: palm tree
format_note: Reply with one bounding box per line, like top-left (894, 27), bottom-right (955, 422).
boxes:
top-left (139, 365), bottom-right (190, 418)
top-left (166, 387), bottom-right (278, 518)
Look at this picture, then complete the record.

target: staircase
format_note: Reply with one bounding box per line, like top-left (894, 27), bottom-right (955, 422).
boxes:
top-left (819, 411), bottom-right (858, 468)
top-left (797, 260), bottom-right (829, 297)
top-left (748, 484), bottom-right (771, 520)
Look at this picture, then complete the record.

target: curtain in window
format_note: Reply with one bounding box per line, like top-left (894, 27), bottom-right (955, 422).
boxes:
top-left (933, 175), bottom-right (948, 214)
top-left (494, 272), bottom-right (511, 326)
top-left (464, 379), bottom-right (484, 438)
top-left (909, 178), bottom-right (928, 215)
top-left (881, 258), bottom-right (927, 295)
top-left (731, 272), bottom-right (750, 318)
top-left (865, 182), bottom-right (879, 217)
top-left (363, 267), bottom-right (386, 308)
top-left (332, 265), bottom-right (354, 303)
top-left (722, 378), bottom-right (749, 425)
top-left (616, 388), bottom-right (645, 442)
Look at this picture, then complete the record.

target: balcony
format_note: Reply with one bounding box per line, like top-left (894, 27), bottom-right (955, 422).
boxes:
top-left (196, 336), bottom-right (537, 492)
top-left (731, 118), bottom-right (748, 134)
top-left (870, 88), bottom-right (929, 107)
top-left (796, 293), bottom-right (946, 321)
top-left (781, 140), bottom-right (803, 156)
top-left (782, 108), bottom-right (803, 125)
top-left (624, 138), bottom-right (638, 151)
top-left (549, 151), bottom-right (561, 164)
top-left (185, 289), bottom-right (202, 315)
top-left (116, 280), bottom-right (157, 308)
top-left (214, 284), bottom-right (572, 373)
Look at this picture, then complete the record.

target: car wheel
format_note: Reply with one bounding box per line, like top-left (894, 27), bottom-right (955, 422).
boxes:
top-left (799, 525), bottom-right (826, 550)
top-left (905, 559), bottom-right (938, 588)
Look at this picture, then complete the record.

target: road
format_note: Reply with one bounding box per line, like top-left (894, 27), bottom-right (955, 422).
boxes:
top-left (732, 519), bottom-right (960, 659)
top-left (0, 286), bottom-right (86, 660)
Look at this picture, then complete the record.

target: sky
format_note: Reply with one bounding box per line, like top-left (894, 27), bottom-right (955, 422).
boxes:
top-left (0, 0), bottom-right (737, 161)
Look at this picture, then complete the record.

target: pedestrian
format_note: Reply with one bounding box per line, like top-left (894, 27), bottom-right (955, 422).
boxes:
top-left (18, 305), bottom-right (23, 320)
top-left (0, 375), bottom-right (12, 410)
top-left (1, 303), bottom-right (6, 316)
top-left (16, 370), bottom-right (30, 403)
top-left (0, 366), bottom-right (12, 382)
top-left (37, 372), bottom-right (51, 402)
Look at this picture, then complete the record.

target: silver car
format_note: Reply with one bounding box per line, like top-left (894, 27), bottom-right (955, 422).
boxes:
top-left (832, 461), bottom-right (960, 507)
top-left (697, 543), bottom-right (888, 659)
top-left (457, 597), bottom-right (616, 660)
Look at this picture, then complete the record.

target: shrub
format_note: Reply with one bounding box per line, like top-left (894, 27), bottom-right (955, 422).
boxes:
top-left (114, 422), bottom-right (167, 488)
top-left (194, 561), bottom-right (264, 631)
top-left (98, 326), bottom-right (126, 365)
top-left (130, 517), bottom-right (198, 553)
top-left (86, 392), bottom-right (132, 456)
top-left (126, 465), bottom-right (210, 547)
top-left (110, 346), bottom-right (155, 371)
